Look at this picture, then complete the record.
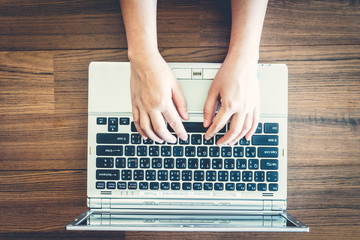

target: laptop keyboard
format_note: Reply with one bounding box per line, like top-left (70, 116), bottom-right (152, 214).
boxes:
top-left (95, 117), bottom-right (280, 192)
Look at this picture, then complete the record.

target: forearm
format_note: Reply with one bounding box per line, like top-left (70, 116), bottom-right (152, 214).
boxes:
top-left (227, 0), bottom-right (268, 63)
top-left (120, 0), bottom-right (158, 61)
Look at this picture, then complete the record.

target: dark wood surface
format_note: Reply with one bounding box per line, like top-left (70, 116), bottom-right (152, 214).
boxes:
top-left (0, 0), bottom-right (359, 239)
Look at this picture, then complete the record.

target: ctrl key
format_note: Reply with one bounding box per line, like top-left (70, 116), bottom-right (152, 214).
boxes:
top-left (96, 170), bottom-right (120, 180)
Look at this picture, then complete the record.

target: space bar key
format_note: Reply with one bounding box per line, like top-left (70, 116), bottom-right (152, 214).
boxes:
top-left (167, 122), bottom-right (208, 133)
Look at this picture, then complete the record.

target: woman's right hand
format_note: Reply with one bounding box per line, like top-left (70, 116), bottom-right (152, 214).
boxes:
top-left (129, 51), bottom-right (189, 143)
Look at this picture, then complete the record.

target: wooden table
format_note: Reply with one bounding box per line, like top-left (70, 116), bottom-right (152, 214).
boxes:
top-left (0, 0), bottom-right (359, 239)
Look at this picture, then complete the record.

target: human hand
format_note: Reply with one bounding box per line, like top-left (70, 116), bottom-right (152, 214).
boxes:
top-left (130, 52), bottom-right (189, 143)
top-left (203, 57), bottom-right (260, 145)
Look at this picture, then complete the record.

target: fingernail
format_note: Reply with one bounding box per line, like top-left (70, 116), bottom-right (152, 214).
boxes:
top-left (203, 119), bottom-right (208, 127)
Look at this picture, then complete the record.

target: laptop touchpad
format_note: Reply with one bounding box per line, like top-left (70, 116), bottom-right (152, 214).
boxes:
top-left (178, 80), bottom-right (212, 113)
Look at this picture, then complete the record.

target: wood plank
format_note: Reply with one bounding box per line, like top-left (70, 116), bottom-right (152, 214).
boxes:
top-left (0, 0), bottom-right (359, 50)
top-left (0, 166), bottom-right (358, 238)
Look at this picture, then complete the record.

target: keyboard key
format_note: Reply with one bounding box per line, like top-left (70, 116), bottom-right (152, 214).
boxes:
top-left (128, 158), bottom-right (138, 168)
top-left (125, 146), bottom-right (135, 156)
top-left (168, 134), bottom-right (178, 145)
top-left (120, 117), bottom-right (130, 125)
top-left (96, 133), bottom-right (129, 144)
top-left (258, 183), bottom-right (267, 191)
top-left (197, 146), bottom-right (208, 157)
top-left (152, 158), bottom-right (162, 168)
top-left (191, 134), bottom-right (202, 145)
top-left (107, 181), bottom-right (116, 189)
top-left (242, 171), bottom-right (253, 182)
top-left (170, 170), bottom-right (180, 181)
top-left (264, 123), bottom-right (279, 133)
top-left (116, 158), bottom-right (126, 168)
top-left (194, 170), bottom-right (204, 181)
top-left (212, 158), bottom-right (222, 169)
top-left (108, 117), bottom-right (118, 132)
top-left (96, 181), bottom-right (105, 189)
top-left (247, 183), bottom-right (256, 191)
top-left (214, 183), bottom-right (224, 191)
top-left (179, 135), bottom-right (190, 145)
top-left (143, 138), bottom-right (153, 144)
top-left (96, 170), bottom-right (120, 180)
top-left (146, 170), bottom-right (156, 180)
top-left (139, 182), bottom-right (148, 190)
top-left (236, 159), bottom-right (247, 169)
top-left (252, 135), bottom-right (278, 146)
top-left (160, 182), bottom-right (170, 190)
top-left (193, 183), bottom-right (202, 190)
top-left (254, 171), bottom-right (265, 182)
top-left (258, 147), bottom-right (278, 158)
top-left (131, 134), bottom-right (142, 144)
top-left (225, 183), bottom-right (235, 191)
top-left (182, 170), bottom-right (192, 181)
top-left (224, 159), bottom-right (235, 169)
top-left (176, 158), bottom-right (186, 169)
top-left (236, 183), bottom-right (245, 191)
top-left (203, 136), bottom-right (214, 145)
top-left (188, 158), bottom-right (199, 169)
top-left (173, 146), bottom-right (184, 157)
top-left (200, 158), bottom-right (211, 169)
top-left (117, 182), bottom-right (126, 189)
top-left (149, 146), bottom-right (160, 156)
top-left (269, 183), bottom-right (279, 191)
top-left (233, 147), bottom-right (244, 157)
top-left (245, 147), bottom-right (256, 157)
top-left (128, 182), bottom-right (137, 190)
top-left (267, 171), bottom-right (278, 182)
top-left (161, 146), bottom-right (171, 156)
top-left (121, 170), bottom-right (132, 180)
top-left (97, 145), bottom-right (123, 156)
top-left (97, 117), bottom-right (107, 125)
top-left (179, 122), bottom-right (208, 133)
top-left (221, 147), bottom-right (232, 157)
top-left (209, 146), bottom-right (220, 157)
top-left (255, 123), bottom-right (262, 133)
top-left (150, 182), bottom-right (159, 190)
top-left (158, 170), bottom-right (168, 181)
top-left (249, 159), bottom-right (259, 169)
top-left (240, 137), bottom-right (250, 145)
top-left (134, 170), bottom-right (144, 180)
top-left (140, 158), bottom-right (150, 168)
top-left (204, 183), bottom-right (213, 190)
top-left (164, 158), bottom-right (174, 169)
top-left (137, 146), bottom-right (147, 156)
top-left (185, 146), bottom-right (196, 157)
top-left (108, 125), bottom-right (117, 132)
top-left (218, 171), bottom-right (228, 181)
top-left (131, 122), bottom-right (137, 132)
top-left (261, 159), bottom-right (278, 170)
top-left (96, 157), bottom-right (114, 168)
top-left (230, 171), bottom-right (240, 181)
top-left (206, 171), bottom-right (216, 181)
top-left (171, 182), bottom-right (181, 190)
top-left (215, 134), bottom-right (224, 144)
top-left (182, 182), bottom-right (192, 190)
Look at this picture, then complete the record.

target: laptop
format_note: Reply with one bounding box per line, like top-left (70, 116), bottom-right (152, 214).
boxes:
top-left (66, 62), bottom-right (309, 232)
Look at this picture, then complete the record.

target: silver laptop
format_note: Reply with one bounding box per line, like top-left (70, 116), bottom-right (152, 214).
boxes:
top-left (66, 62), bottom-right (309, 232)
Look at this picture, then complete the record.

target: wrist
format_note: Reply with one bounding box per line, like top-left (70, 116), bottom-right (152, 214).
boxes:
top-left (128, 45), bottom-right (160, 63)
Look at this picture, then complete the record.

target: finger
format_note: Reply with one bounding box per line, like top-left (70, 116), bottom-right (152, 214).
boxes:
top-left (203, 85), bottom-right (219, 128)
top-left (229, 111), bottom-right (253, 145)
top-left (205, 105), bottom-right (232, 141)
top-left (245, 107), bottom-right (260, 141)
top-left (217, 112), bottom-right (246, 146)
top-left (172, 82), bottom-right (189, 120)
top-left (132, 106), bottom-right (148, 139)
top-left (149, 111), bottom-right (177, 143)
top-left (162, 105), bottom-right (188, 142)
top-left (139, 111), bottom-right (164, 143)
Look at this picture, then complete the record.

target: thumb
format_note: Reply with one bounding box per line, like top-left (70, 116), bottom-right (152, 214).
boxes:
top-left (203, 85), bottom-right (218, 128)
top-left (172, 82), bottom-right (189, 120)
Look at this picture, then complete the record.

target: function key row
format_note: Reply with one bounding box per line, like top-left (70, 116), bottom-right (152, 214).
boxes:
top-left (96, 181), bottom-right (279, 191)
top-left (97, 118), bottom-right (279, 134)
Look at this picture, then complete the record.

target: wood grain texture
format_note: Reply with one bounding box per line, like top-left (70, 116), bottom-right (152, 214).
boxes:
top-left (0, 0), bottom-right (359, 50)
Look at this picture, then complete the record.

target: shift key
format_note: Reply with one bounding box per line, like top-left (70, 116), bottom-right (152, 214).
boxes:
top-left (97, 133), bottom-right (129, 144)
